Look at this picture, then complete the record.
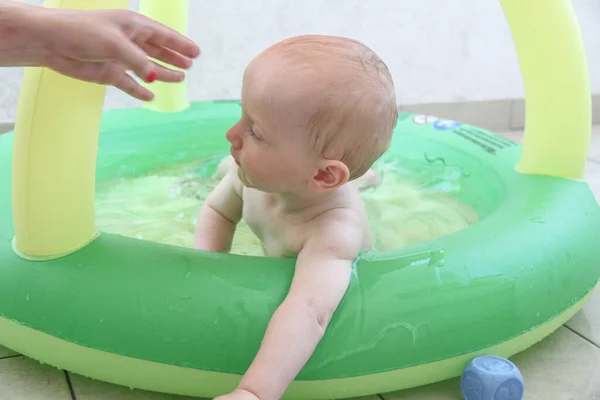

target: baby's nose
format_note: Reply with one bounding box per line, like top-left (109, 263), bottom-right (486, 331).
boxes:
top-left (226, 125), bottom-right (242, 149)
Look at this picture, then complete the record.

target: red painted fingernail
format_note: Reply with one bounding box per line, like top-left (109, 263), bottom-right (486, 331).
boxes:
top-left (145, 70), bottom-right (158, 83)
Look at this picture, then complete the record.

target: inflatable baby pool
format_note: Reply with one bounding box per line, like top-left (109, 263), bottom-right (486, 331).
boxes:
top-left (0, 0), bottom-right (598, 399)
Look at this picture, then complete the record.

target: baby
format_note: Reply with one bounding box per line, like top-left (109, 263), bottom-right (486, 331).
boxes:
top-left (194, 34), bottom-right (397, 400)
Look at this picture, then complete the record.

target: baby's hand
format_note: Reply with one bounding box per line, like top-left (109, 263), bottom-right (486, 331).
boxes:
top-left (214, 155), bottom-right (237, 180)
top-left (214, 388), bottom-right (260, 400)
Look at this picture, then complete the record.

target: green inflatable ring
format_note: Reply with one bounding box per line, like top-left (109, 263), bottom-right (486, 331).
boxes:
top-left (1, 101), bottom-right (600, 399)
top-left (1, 0), bottom-right (599, 399)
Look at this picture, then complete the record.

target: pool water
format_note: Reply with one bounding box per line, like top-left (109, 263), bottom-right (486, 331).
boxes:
top-left (95, 156), bottom-right (478, 256)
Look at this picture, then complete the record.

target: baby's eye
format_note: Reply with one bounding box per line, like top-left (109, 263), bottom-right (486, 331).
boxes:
top-left (248, 128), bottom-right (261, 140)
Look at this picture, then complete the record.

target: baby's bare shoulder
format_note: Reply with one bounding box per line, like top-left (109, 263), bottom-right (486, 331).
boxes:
top-left (320, 205), bottom-right (368, 229)
top-left (305, 204), bottom-right (371, 256)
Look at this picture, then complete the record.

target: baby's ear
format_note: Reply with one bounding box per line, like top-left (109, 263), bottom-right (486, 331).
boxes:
top-left (308, 160), bottom-right (350, 192)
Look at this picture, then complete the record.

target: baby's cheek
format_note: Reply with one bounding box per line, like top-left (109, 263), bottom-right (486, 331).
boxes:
top-left (248, 159), bottom-right (276, 181)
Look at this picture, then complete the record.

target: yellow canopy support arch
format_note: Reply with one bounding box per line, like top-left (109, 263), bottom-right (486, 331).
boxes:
top-left (139, 0), bottom-right (190, 113)
top-left (10, 0), bottom-right (591, 260)
top-left (11, 0), bottom-right (129, 260)
top-left (499, 0), bottom-right (591, 180)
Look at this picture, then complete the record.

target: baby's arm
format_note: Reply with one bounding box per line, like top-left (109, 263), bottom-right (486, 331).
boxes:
top-left (194, 170), bottom-right (243, 252)
top-left (220, 213), bottom-right (362, 400)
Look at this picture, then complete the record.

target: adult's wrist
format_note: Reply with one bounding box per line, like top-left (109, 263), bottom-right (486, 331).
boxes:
top-left (0, 1), bottom-right (53, 67)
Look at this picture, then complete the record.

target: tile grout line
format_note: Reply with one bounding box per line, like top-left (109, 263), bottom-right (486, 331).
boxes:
top-left (0, 354), bottom-right (22, 360)
top-left (564, 325), bottom-right (600, 349)
top-left (64, 370), bottom-right (77, 400)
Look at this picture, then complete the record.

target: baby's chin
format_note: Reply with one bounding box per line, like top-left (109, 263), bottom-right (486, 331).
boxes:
top-left (237, 168), bottom-right (261, 190)
top-left (237, 168), bottom-right (250, 185)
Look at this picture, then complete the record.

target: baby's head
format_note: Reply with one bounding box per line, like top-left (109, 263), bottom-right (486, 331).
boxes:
top-left (226, 35), bottom-right (397, 194)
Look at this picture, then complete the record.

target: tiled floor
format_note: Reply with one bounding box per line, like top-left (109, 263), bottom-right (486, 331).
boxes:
top-left (1, 126), bottom-right (600, 400)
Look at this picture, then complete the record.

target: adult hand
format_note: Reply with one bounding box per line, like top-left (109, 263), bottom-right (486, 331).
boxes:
top-left (0, 2), bottom-right (201, 100)
top-left (40, 8), bottom-right (201, 100)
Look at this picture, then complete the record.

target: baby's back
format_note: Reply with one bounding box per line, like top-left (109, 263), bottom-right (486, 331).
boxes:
top-left (241, 184), bottom-right (372, 258)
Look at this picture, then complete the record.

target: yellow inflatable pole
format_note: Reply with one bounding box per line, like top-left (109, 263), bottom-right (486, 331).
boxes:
top-left (139, 0), bottom-right (190, 113)
top-left (11, 0), bottom-right (129, 260)
top-left (499, 0), bottom-right (591, 180)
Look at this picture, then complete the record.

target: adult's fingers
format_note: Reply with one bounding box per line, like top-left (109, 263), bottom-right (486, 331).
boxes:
top-left (96, 35), bottom-right (187, 84)
top-left (147, 60), bottom-right (186, 82)
top-left (45, 55), bottom-right (155, 101)
top-left (112, 71), bottom-right (155, 101)
top-left (132, 13), bottom-right (200, 59)
top-left (141, 41), bottom-right (193, 70)
top-left (103, 33), bottom-right (159, 84)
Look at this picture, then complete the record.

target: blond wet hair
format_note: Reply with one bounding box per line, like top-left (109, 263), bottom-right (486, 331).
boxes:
top-left (261, 35), bottom-right (398, 180)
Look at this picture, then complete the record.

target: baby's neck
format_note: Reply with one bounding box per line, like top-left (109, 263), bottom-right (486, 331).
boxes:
top-left (271, 187), bottom-right (345, 214)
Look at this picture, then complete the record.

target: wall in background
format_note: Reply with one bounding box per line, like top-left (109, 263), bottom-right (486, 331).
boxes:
top-left (0, 0), bottom-right (598, 122)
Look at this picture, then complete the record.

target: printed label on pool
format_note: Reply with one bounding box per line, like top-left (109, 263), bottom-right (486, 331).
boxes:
top-left (452, 126), bottom-right (518, 155)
